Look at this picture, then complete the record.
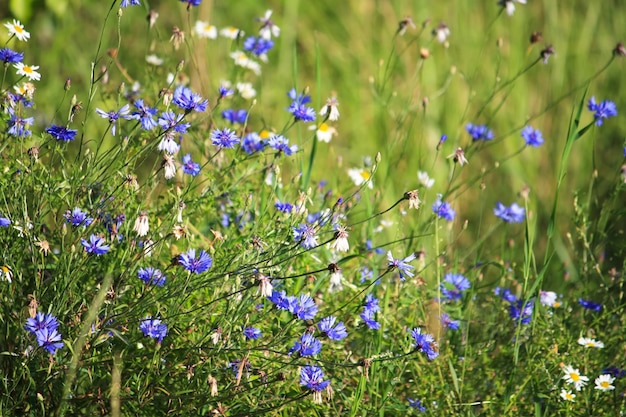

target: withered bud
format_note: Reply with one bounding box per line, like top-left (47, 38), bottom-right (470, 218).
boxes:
top-left (64, 78), bottom-right (71, 91)
top-left (422, 96), bottom-right (429, 109)
top-left (420, 47), bottom-right (430, 59)
top-left (540, 45), bottom-right (555, 64)
top-left (147, 10), bottom-right (159, 28)
top-left (530, 31), bottom-right (543, 44)
top-left (170, 27), bottom-right (185, 50)
top-left (28, 147), bottom-right (39, 161)
top-left (397, 17), bottom-right (416, 36)
top-left (328, 263), bottom-right (340, 274)
top-left (613, 42), bottom-right (626, 57)
top-left (108, 48), bottom-right (118, 59)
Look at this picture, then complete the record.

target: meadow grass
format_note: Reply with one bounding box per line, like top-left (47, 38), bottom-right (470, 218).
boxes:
top-left (0, 1), bottom-right (625, 416)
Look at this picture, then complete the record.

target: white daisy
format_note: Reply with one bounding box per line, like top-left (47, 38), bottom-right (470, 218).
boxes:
top-left (220, 26), bottom-right (243, 39)
top-left (559, 389), bottom-right (575, 402)
top-left (236, 82), bottom-right (256, 100)
top-left (320, 97), bottom-right (340, 121)
top-left (417, 171), bottom-right (435, 188)
top-left (594, 374), bottom-right (615, 391)
top-left (13, 63), bottom-right (41, 81)
top-left (194, 21), bottom-right (217, 39)
top-left (562, 365), bottom-right (589, 391)
top-left (577, 337), bottom-right (604, 349)
top-left (4, 19), bottom-right (30, 41)
top-left (309, 122), bottom-right (337, 143)
top-left (348, 167), bottom-right (373, 189)
top-left (145, 55), bottom-right (163, 66)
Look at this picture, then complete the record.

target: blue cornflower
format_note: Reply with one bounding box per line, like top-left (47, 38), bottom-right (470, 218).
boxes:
top-left (0, 47), bottom-right (23, 64)
top-left (81, 235), bottom-right (110, 255)
top-left (494, 202), bottom-right (525, 223)
top-left (360, 308), bottom-right (380, 330)
top-left (408, 398), bottom-right (427, 412)
top-left (386, 251), bottom-right (417, 280)
top-left (440, 313), bottom-right (460, 330)
top-left (360, 266), bottom-right (374, 283)
top-left (466, 123), bottom-right (494, 141)
top-left (241, 132), bottom-right (266, 154)
top-left (243, 36), bottom-right (274, 56)
top-left (243, 327), bottom-right (262, 340)
top-left (95, 104), bottom-right (131, 136)
top-left (178, 249), bottom-right (213, 274)
top-left (211, 128), bottom-right (240, 148)
top-left (318, 316), bottom-right (348, 340)
top-left (7, 109), bottom-right (34, 138)
top-left (292, 223), bottom-right (318, 249)
top-left (173, 86), bottom-right (208, 113)
top-left (0, 216), bottom-right (10, 227)
top-left (180, 0), bottom-right (202, 6)
top-left (120, 0), bottom-right (141, 6)
top-left (181, 154), bottom-right (201, 176)
top-left (267, 134), bottom-right (298, 155)
top-left (588, 96), bottom-right (617, 126)
top-left (300, 365), bottom-right (330, 393)
top-left (364, 294), bottom-right (380, 313)
top-left (268, 290), bottom-right (293, 310)
top-left (64, 207), bottom-right (93, 227)
top-left (432, 195), bottom-right (456, 221)
top-left (222, 109), bottom-right (248, 124)
top-left (287, 88), bottom-right (316, 122)
top-left (25, 312), bottom-right (60, 334)
top-left (578, 298), bottom-right (602, 312)
top-left (218, 85), bottom-right (234, 99)
top-left (290, 294), bottom-right (318, 320)
top-left (275, 201), bottom-right (293, 213)
top-left (35, 327), bottom-right (64, 354)
top-left (137, 267), bottom-right (166, 286)
top-left (45, 125), bottom-right (77, 142)
top-left (521, 126), bottom-right (544, 147)
top-left (509, 299), bottom-right (534, 325)
top-left (139, 316), bottom-right (168, 343)
top-left (410, 327), bottom-right (438, 360)
top-left (290, 333), bottom-right (322, 356)
top-left (441, 273), bottom-right (471, 301)
top-left (158, 111), bottom-right (190, 133)
top-left (131, 99), bottom-right (158, 130)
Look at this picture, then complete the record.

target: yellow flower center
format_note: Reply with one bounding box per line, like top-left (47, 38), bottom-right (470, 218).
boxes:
top-left (600, 381), bottom-right (609, 388)
top-left (318, 123), bottom-right (329, 132)
top-left (23, 66), bottom-right (33, 74)
top-left (569, 373), bottom-right (579, 382)
top-left (259, 130), bottom-right (271, 139)
top-left (204, 24), bottom-right (213, 31)
top-left (13, 25), bottom-right (24, 34)
top-left (360, 171), bottom-right (370, 180)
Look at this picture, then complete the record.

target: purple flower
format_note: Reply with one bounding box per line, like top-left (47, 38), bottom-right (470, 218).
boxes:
top-left (243, 36), bottom-right (274, 56)
top-left (408, 398), bottom-right (427, 412)
top-left (292, 224), bottom-right (318, 249)
top-left (139, 316), bottom-right (168, 343)
top-left (300, 365), bottom-right (330, 392)
top-left (432, 195), bottom-right (456, 221)
top-left (386, 251), bottom-right (417, 280)
top-left (35, 328), bottom-right (64, 354)
top-left (360, 308), bottom-right (380, 330)
top-left (364, 294), bottom-right (380, 313)
top-left (178, 249), bottom-right (213, 274)
top-left (64, 208), bottom-right (93, 227)
top-left (181, 154), bottom-right (201, 176)
top-left (222, 109), bottom-right (248, 124)
top-left (81, 235), bottom-right (110, 255)
top-left (45, 125), bottom-right (77, 142)
top-left (131, 99), bottom-right (158, 130)
top-left (243, 327), bottom-right (262, 340)
top-left (241, 132), bottom-right (266, 154)
top-left (25, 312), bottom-right (60, 334)
top-left (0, 48), bottom-right (23, 64)
top-left (7, 109), bottom-right (34, 137)
top-left (289, 294), bottom-right (318, 321)
top-left (441, 273), bottom-right (470, 301)
top-left (578, 298), bottom-right (602, 312)
top-left (267, 134), bottom-right (298, 155)
top-left (466, 123), bottom-right (494, 141)
top-left (219, 85), bottom-right (234, 98)
top-left (318, 316), bottom-right (348, 340)
top-left (179, 0), bottom-right (202, 6)
top-left (521, 126), bottom-right (544, 147)
top-left (0, 216), bottom-right (10, 227)
top-left (137, 267), bottom-right (166, 286)
top-left (509, 299), bottom-right (534, 325)
top-left (275, 201), bottom-right (293, 213)
top-left (287, 88), bottom-right (316, 122)
top-left (588, 97), bottom-right (617, 126)
top-left (494, 202), bottom-right (525, 223)
top-left (290, 333), bottom-right (322, 356)
top-left (120, 0), bottom-right (141, 7)
top-left (158, 111), bottom-right (190, 133)
top-left (95, 104), bottom-right (131, 136)
top-left (410, 327), bottom-right (438, 360)
top-left (440, 313), bottom-right (460, 330)
top-left (211, 128), bottom-right (240, 148)
top-left (173, 86), bottom-right (208, 113)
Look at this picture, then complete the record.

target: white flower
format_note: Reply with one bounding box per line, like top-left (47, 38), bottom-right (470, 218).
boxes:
top-left (594, 374), bottom-right (615, 391)
top-left (348, 167), bottom-right (373, 189)
top-left (162, 155), bottom-right (177, 179)
top-left (309, 122), bottom-right (337, 143)
top-left (417, 171), bottom-right (435, 188)
top-left (4, 19), bottom-right (30, 41)
top-left (14, 82), bottom-right (35, 99)
top-left (406, 190), bottom-right (421, 210)
top-left (194, 21), bottom-right (217, 39)
top-left (330, 226), bottom-right (349, 252)
top-left (133, 213), bottom-right (149, 237)
top-left (236, 82), bottom-right (256, 100)
top-left (562, 365), bottom-right (589, 391)
top-left (257, 10), bottom-right (280, 40)
top-left (328, 267), bottom-right (343, 293)
top-left (257, 274), bottom-right (273, 297)
top-left (143, 239), bottom-right (154, 257)
top-left (220, 26), bottom-right (243, 39)
top-left (577, 337), bottom-right (604, 349)
top-left (539, 290), bottom-right (559, 307)
top-left (230, 51), bottom-right (260, 74)
top-left (1, 265), bottom-right (13, 283)
top-left (145, 54), bottom-right (163, 66)
top-left (13, 63), bottom-right (41, 81)
top-left (320, 97), bottom-right (340, 121)
top-left (158, 135), bottom-right (180, 155)
top-left (559, 389), bottom-right (575, 402)
top-left (432, 23), bottom-right (450, 44)
top-left (498, 0), bottom-right (526, 16)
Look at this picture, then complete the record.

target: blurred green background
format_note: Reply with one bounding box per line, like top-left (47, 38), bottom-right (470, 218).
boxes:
top-left (2, 0), bottom-right (625, 285)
